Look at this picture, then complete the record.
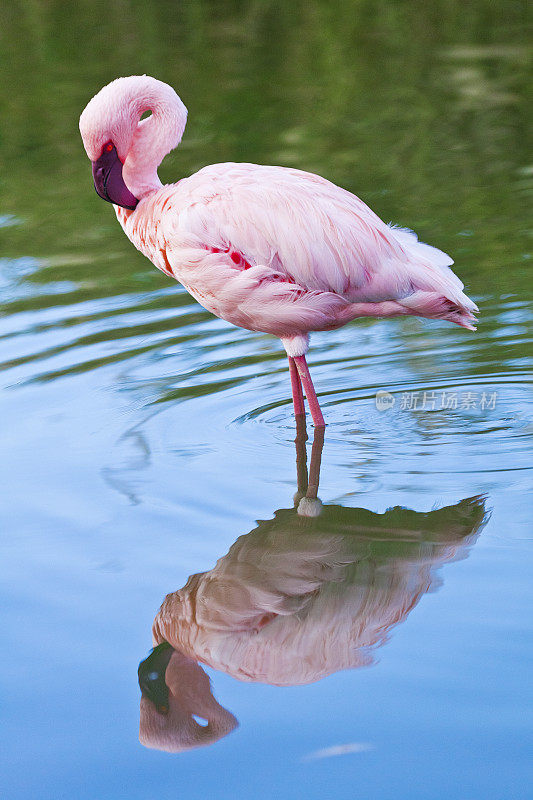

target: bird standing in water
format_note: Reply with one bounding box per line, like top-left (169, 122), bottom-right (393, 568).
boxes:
top-left (80, 75), bottom-right (478, 427)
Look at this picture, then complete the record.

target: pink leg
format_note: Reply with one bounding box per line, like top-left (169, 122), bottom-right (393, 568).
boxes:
top-left (294, 355), bottom-right (326, 428)
top-left (288, 357), bottom-right (305, 417)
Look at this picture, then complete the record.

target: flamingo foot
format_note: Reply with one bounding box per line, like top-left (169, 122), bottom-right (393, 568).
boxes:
top-left (293, 355), bottom-right (326, 428)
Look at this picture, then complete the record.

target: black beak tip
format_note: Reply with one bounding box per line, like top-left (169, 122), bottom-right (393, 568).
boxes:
top-left (91, 149), bottom-right (139, 210)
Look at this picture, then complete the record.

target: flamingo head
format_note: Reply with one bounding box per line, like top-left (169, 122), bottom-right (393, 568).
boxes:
top-left (79, 75), bottom-right (188, 209)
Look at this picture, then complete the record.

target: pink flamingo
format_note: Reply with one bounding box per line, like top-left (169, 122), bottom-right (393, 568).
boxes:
top-left (80, 75), bottom-right (478, 427)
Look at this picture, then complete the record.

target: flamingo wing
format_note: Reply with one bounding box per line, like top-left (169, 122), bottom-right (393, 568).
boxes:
top-left (162, 164), bottom-right (400, 290)
top-left (153, 163), bottom-right (476, 333)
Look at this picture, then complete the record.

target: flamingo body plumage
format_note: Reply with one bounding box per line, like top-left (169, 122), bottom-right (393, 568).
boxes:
top-left (80, 76), bottom-right (478, 426)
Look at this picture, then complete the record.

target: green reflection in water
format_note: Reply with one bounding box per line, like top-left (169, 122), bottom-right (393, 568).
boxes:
top-left (0, 0), bottom-right (531, 383)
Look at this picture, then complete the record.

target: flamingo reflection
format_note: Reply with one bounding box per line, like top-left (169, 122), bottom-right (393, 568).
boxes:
top-left (139, 420), bottom-right (487, 752)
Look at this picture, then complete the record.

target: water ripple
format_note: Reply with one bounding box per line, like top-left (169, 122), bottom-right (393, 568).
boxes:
top-left (0, 251), bottom-right (531, 489)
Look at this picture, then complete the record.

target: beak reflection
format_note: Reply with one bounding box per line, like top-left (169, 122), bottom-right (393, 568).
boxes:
top-left (138, 641), bottom-right (173, 714)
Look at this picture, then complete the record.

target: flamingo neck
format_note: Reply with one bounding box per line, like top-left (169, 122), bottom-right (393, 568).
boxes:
top-left (122, 83), bottom-right (187, 200)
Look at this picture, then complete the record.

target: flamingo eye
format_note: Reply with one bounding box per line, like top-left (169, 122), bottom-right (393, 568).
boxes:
top-left (105, 142), bottom-right (113, 152)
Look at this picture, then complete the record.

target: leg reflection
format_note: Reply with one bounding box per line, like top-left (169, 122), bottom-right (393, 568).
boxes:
top-left (294, 416), bottom-right (325, 517)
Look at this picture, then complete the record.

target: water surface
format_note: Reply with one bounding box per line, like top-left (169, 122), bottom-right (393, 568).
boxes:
top-left (1, 2), bottom-right (532, 798)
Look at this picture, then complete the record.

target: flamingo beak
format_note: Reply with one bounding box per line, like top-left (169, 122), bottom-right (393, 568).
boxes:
top-left (91, 144), bottom-right (139, 210)
top-left (138, 641), bottom-right (174, 714)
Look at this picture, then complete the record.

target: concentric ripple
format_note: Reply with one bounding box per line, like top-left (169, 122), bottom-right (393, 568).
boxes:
top-left (1, 248), bottom-right (531, 498)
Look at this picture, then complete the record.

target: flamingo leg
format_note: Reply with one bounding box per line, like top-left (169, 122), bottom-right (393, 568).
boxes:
top-left (293, 355), bottom-right (326, 428)
top-left (288, 356), bottom-right (305, 418)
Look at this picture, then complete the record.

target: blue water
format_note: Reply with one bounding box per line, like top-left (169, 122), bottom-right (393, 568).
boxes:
top-left (1, 3), bottom-right (532, 798)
